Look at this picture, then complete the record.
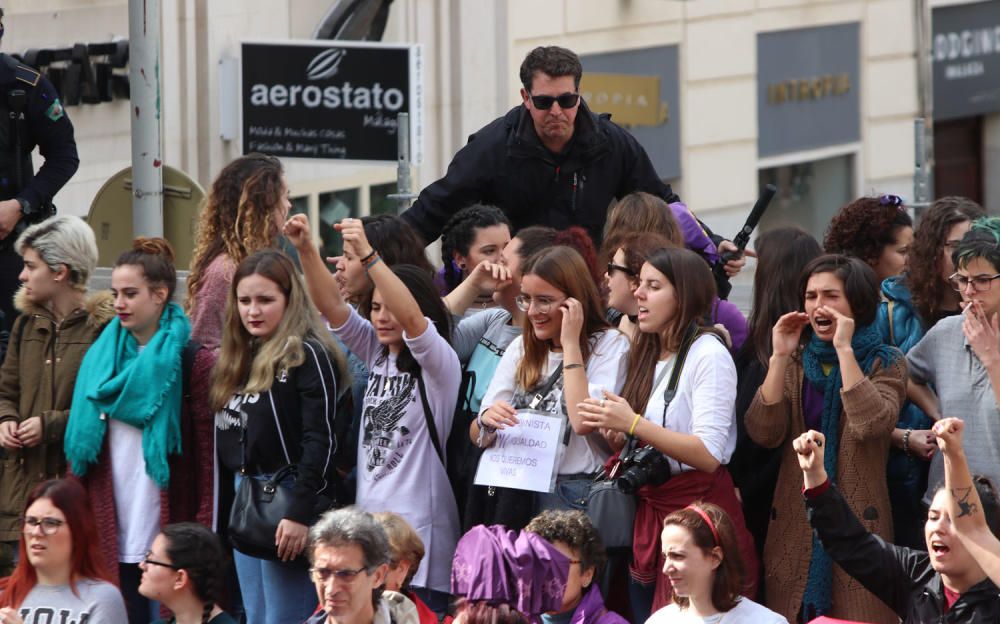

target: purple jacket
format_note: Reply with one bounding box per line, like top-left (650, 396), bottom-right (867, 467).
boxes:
top-left (568, 586), bottom-right (628, 624)
top-left (712, 297), bottom-right (748, 352)
top-left (670, 201), bottom-right (719, 264)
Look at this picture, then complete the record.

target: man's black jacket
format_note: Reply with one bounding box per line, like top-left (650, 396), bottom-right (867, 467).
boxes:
top-left (402, 100), bottom-right (680, 245)
top-left (807, 483), bottom-right (1000, 622)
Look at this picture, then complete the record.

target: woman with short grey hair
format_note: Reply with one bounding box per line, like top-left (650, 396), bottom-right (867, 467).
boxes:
top-left (0, 215), bottom-right (113, 577)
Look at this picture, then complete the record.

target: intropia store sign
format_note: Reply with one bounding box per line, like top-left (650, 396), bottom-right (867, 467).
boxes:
top-left (933, 1), bottom-right (1000, 121)
top-left (241, 40), bottom-right (423, 162)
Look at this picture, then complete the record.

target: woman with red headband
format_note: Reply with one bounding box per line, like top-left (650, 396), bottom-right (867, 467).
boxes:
top-left (648, 503), bottom-right (786, 623)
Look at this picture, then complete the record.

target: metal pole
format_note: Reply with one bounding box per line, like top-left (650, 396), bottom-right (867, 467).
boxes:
top-left (129, 0), bottom-right (164, 237)
top-left (388, 112), bottom-right (417, 213)
top-left (913, 0), bottom-right (935, 215)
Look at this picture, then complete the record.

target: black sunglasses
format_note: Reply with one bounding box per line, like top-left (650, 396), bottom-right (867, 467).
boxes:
top-left (529, 92), bottom-right (580, 110)
top-left (607, 262), bottom-right (636, 277)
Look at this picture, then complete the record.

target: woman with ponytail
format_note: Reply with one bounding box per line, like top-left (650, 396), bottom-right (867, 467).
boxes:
top-left (745, 254), bottom-right (904, 624)
top-left (140, 523), bottom-right (237, 624)
top-left (67, 237), bottom-right (214, 623)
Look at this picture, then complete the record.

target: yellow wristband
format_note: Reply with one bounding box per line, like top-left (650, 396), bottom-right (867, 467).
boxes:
top-left (628, 413), bottom-right (642, 436)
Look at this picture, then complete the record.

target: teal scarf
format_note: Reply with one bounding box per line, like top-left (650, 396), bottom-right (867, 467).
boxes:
top-left (65, 302), bottom-right (191, 488)
top-left (800, 322), bottom-right (900, 620)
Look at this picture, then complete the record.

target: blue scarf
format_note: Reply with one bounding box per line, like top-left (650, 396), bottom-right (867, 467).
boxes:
top-left (800, 321), bottom-right (900, 619)
top-left (65, 302), bottom-right (191, 488)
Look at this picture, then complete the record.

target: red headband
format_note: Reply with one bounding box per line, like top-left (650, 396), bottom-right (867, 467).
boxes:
top-left (686, 504), bottom-right (720, 546)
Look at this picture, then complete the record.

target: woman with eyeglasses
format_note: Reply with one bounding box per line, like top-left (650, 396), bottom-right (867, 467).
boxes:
top-left (873, 197), bottom-right (986, 550)
top-left (139, 523), bottom-right (237, 624)
top-left (743, 254), bottom-right (904, 624)
top-left (576, 247), bottom-right (756, 621)
top-left (0, 479), bottom-right (127, 623)
top-left (600, 230), bottom-right (747, 349)
top-left (287, 214), bottom-right (460, 615)
top-left (468, 245), bottom-right (629, 531)
top-left (907, 216), bottom-right (1000, 532)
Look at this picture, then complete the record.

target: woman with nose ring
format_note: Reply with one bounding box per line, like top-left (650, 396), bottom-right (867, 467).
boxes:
top-left (744, 254), bottom-right (905, 624)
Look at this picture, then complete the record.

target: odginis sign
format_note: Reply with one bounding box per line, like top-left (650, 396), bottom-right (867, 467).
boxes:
top-left (241, 41), bottom-right (423, 162)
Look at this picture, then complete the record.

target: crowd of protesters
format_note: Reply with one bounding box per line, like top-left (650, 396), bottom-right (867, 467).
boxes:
top-left (0, 44), bottom-right (998, 624)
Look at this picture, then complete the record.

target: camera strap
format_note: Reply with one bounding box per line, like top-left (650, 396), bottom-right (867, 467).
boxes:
top-left (529, 362), bottom-right (564, 410)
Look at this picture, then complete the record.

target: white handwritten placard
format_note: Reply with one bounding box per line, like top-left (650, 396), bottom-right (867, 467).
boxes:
top-left (474, 410), bottom-right (565, 493)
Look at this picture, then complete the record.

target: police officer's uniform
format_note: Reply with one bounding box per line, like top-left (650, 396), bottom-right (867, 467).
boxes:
top-left (0, 52), bottom-right (80, 353)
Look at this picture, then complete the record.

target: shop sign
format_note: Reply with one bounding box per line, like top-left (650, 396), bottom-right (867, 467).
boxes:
top-left (581, 46), bottom-right (681, 180)
top-left (757, 23), bottom-right (860, 157)
top-left (241, 40), bottom-right (422, 162)
top-left (933, 1), bottom-right (1000, 121)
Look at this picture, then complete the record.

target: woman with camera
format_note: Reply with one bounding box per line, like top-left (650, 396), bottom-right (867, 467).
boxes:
top-left (744, 255), bottom-right (904, 624)
top-left (577, 247), bottom-right (757, 621)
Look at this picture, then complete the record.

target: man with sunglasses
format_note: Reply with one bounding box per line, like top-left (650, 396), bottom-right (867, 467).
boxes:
top-left (401, 46), bottom-right (737, 274)
top-left (906, 216), bottom-right (1000, 514)
top-left (306, 507), bottom-right (419, 624)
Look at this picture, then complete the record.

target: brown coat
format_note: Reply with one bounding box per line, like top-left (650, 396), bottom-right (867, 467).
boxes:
top-left (745, 353), bottom-right (905, 624)
top-left (0, 288), bottom-right (114, 541)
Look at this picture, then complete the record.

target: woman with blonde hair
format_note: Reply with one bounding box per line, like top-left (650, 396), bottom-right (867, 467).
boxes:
top-left (0, 216), bottom-right (112, 578)
top-left (186, 153), bottom-right (290, 350)
top-left (212, 249), bottom-right (349, 624)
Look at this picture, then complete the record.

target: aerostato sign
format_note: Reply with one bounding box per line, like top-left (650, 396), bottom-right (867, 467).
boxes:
top-left (241, 40), bottom-right (423, 162)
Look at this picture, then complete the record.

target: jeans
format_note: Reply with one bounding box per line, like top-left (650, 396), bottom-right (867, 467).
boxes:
top-left (120, 562), bottom-right (160, 623)
top-left (535, 473), bottom-right (592, 512)
top-left (233, 474), bottom-right (317, 624)
top-left (628, 577), bottom-right (655, 624)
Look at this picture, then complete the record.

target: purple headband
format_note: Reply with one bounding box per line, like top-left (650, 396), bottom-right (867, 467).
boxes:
top-left (451, 524), bottom-right (570, 616)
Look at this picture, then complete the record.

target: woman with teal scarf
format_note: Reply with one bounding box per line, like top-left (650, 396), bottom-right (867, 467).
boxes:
top-left (66, 238), bottom-right (208, 624)
top-left (745, 255), bottom-right (905, 624)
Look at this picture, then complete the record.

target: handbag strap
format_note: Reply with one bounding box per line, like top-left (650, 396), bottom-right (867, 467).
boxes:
top-left (415, 372), bottom-right (445, 466)
top-left (529, 362), bottom-right (565, 410)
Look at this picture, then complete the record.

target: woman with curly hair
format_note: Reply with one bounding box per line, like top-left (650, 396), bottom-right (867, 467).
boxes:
top-left (875, 196), bottom-right (985, 548)
top-left (823, 194), bottom-right (914, 283)
top-left (186, 153), bottom-right (290, 350)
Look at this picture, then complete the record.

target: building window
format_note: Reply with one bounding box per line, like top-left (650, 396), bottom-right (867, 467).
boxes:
top-left (318, 189), bottom-right (360, 259)
top-left (370, 182), bottom-right (399, 216)
top-left (758, 153), bottom-right (855, 241)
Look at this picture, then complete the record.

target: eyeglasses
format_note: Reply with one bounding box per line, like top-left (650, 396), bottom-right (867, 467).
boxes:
top-left (949, 272), bottom-right (1000, 293)
top-left (142, 551), bottom-right (180, 570)
top-left (607, 262), bottom-right (636, 277)
top-left (22, 516), bottom-right (64, 536)
top-left (529, 92), bottom-right (580, 110)
top-left (515, 294), bottom-right (564, 313)
top-left (310, 566), bottom-right (369, 584)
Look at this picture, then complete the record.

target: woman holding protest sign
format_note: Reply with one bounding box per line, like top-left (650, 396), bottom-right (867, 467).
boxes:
top-left (468, 245), bottom-right (629, 531)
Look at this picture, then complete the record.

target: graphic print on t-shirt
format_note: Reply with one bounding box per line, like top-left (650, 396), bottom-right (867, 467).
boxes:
top-left (19, 606), bottom-right (92, 624)
top-left (362, 370), bottom-right (417, 481)
top-left (215, 392), bottom-right (261, 430)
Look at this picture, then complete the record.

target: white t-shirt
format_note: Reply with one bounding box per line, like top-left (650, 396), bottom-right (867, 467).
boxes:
top-left (479, 330), bottom-right (629, 475)
top-left (110, 344), bottom-right (161, 563)
top-left (332, 308), bottom-right (461, 594)
top-left (641, 334), bottom-right (737, 475)
top-left (646, 597), bottom-right (788, 624)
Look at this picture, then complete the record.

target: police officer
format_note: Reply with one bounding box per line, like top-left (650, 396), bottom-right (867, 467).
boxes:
top-left (0, 6), bottom-right (80, 356)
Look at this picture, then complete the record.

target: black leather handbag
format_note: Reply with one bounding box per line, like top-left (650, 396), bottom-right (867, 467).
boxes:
top-left (228, 464), bottom-right (300, 561)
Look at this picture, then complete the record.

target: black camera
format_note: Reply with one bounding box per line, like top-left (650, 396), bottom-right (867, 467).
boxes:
top-left (615, 445), bottom-right (671, 494)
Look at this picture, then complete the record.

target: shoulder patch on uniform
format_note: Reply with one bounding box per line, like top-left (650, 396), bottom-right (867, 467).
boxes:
top-left (44, 99), bottom-right (64, 121)
top-left (14, 64), bottom-right (40, 87)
